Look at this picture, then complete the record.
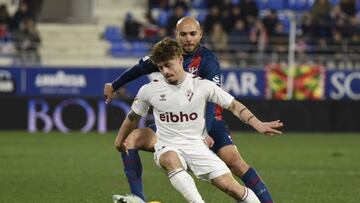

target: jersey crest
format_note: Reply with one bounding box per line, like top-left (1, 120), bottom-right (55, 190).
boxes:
top-left (185, 89), bottom-right (194, 101)
top-left (186, 54), bottom-right (201, 76)
top-left (188, 66), bottom-right (198, 74)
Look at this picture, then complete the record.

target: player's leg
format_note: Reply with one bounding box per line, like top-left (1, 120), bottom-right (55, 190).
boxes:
top-left (186, 142), bottom-right (259, 203)
top-left (155, 148), bottom-right (205, 203)
top-left (217, 145), bottom-right (273, 202)
top-left (211, 173), bottom-right (260, 203)
top-left (114, 127), bottom-right (156, 201)
top-left (209, 120), bottom-right (274, 203)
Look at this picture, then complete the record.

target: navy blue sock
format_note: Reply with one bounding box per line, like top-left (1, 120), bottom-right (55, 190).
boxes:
top-left (241, 167), bottom-right (273, 203)
top-left (121, 149), bottom-right (145, 201)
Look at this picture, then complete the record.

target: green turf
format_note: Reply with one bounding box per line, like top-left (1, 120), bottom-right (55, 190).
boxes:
top-left (0, 131), bottom-right (359, 203)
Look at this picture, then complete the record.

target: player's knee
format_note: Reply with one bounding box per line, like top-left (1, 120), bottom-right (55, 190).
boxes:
top-left (159, 151), bottom-right (182, 170)
top-left (113, 132), bottom-right (139, 152)
top-left (114, 139), bottom-right (123, 152)
top-left (227, 159), bottom-right (249, 176)
top-left (114, 143), bottom-right (119, 151)
top-left (130, 128), bottom-right (155, 150)
top-left (124, 132), bottom-right (138, 149)
top-left (229, 159), bottom-right (249, 172)
top-left (224, 183), bottom-right (239, 194)
top-left (218, 178), bottom-right (243, 199)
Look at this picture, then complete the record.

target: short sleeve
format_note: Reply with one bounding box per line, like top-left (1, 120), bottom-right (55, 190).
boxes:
top-left (131, 85), bottom-right (150, 117)
top-left (205, 80), bottom-right (234, 108)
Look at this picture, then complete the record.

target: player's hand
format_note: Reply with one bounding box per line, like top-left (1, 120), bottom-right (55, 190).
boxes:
top-left (204, 135), bottom-right (214, 148)
top-left (119, 141), bottom-right (129, 155)
top-left (252, 120), bottom-right (283, 136)
top-left (104, 83), bottom-right (116, 104)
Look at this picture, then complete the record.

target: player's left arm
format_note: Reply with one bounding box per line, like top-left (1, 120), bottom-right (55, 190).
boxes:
top-left (227, 100), bottom-right (283, 136)
top-left (200, 54), bottom-right (221, 131)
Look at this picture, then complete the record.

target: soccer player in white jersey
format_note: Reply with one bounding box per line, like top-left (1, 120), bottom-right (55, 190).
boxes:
top-left (114, 37), bottom-right (283, 203)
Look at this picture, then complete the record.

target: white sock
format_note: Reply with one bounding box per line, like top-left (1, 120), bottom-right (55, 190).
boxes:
top-left (168, 168), bottom-right (205, 203)
top-left (237, 187), bottom-right (261, 203)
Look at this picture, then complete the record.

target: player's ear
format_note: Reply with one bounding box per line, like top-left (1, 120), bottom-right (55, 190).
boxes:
top-left (179, 55), bottom-right (183, 64)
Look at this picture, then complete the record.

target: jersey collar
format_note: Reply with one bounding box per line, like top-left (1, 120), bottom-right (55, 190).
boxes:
top-left (183, 44), bottom-right (203, 58)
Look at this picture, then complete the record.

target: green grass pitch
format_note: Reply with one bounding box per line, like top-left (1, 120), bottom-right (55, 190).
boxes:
top-left (0, 131), bottom-right (359, 203)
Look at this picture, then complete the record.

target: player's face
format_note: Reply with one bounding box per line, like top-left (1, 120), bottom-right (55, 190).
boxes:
top-left (176, 22), bottom-right (202, 54)
top-left (157, 56), bottom-right (184, 84)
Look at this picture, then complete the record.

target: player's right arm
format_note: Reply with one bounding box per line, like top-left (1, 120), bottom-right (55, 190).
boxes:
top-left (114, 85), bottom-right (151, 153)
top-left (104, 56), bottom-right (158, 104)
top-left (114, 110), bottom-right (142, 154)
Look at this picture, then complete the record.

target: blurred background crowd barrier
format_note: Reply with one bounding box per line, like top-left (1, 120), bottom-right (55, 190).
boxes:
top-left (0, 0), bottom-right (359, 132)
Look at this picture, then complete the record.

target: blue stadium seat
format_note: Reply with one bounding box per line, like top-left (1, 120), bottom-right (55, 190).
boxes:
top-left (278, 14), bottom-right (290, 33)
top-left (306, 0), bottom-right (316, 9)
top-left (357, 0), bottom-right (360, 11)
top-left (109, 41), bottom-right (131, 57)
top-left (329, 0), bottom-right (340, 6)
top-left (255, 0), bottom-right (268, 10)
top-left (104, 26), bottom-right (123, 43)
top-left (191, 0), bottom-right (207, 9)
top-left (131, 41), bottom-right (150, 57)
top-left (287, 0), bottom-right (307, 10)
top-left (196, 12), bottom-right (206, 23)
top-left (268, 0), bottom-right (286, 10)
top-left (157, 10), bottom-right (170, 27)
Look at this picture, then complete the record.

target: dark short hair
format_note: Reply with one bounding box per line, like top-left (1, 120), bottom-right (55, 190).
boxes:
top-left (149, 37), bottom-right (183, 65)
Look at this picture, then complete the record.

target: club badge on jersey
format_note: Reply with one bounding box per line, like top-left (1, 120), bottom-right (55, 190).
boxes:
top-left (185, 89), bottom-right (193, 101)
top-left (188, 66), bottom-right (198, 74)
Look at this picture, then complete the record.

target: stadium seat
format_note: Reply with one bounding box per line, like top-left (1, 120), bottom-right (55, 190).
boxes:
top-left (131, 41), bottom-right (150, 57)
top-left (255, 0), bottom-right (269, 10)
top-left (306, 0), bottom-right (315, 9)
top-left (191, 0), bottom-right (207, 9)
top-left (329, 0), bottom-right (340, 6)
top-left (268, 0), bottom-right (286, 10)
top-left (157, 10), bottom-right (170, 27)
top-left (103, 26), bottom-right (123, 43)
top-left (278, 13), bottom-right (290, 33)
top-left (287, 0), bottom-right (307, 10)
top-left (109, 41), bottom-right (131, 57)
top-left (196, 12), bottom-right (207, 23)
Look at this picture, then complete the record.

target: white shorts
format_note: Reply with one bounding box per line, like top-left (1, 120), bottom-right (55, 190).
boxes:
top-left (154, 141), bottom-right (230, 182)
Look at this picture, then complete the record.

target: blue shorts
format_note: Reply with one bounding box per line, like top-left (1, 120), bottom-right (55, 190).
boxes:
top-left (207, 120), bottom-right (234, 153)
top-left (147, 120), bottom-right (233, 153)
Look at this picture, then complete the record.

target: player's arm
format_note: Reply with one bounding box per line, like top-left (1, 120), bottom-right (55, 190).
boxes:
top-left (114, 110), bottom-right (142, 154)
top-left (227, 100), bottom-right (283, 136)
top-left (104, 56), bottom-right (158, 104)
top-left (200, 54), bottom-right (221, 130)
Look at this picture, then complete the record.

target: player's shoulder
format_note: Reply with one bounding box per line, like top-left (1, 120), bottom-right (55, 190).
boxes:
top-left (190, 73), bottom-right (213, 86)
top-left (198, 46), bottom-right (220, 73)
top-left (138, 55), bottom-right (157, 68)
top-left (146, 78), bottom-right (164, 87)
top-left (200, 46), bottom-right (218, 61)
top-left (139, 55), bottom-right (150, 63)
top-left (138, 78), bottom-right (163, 97)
